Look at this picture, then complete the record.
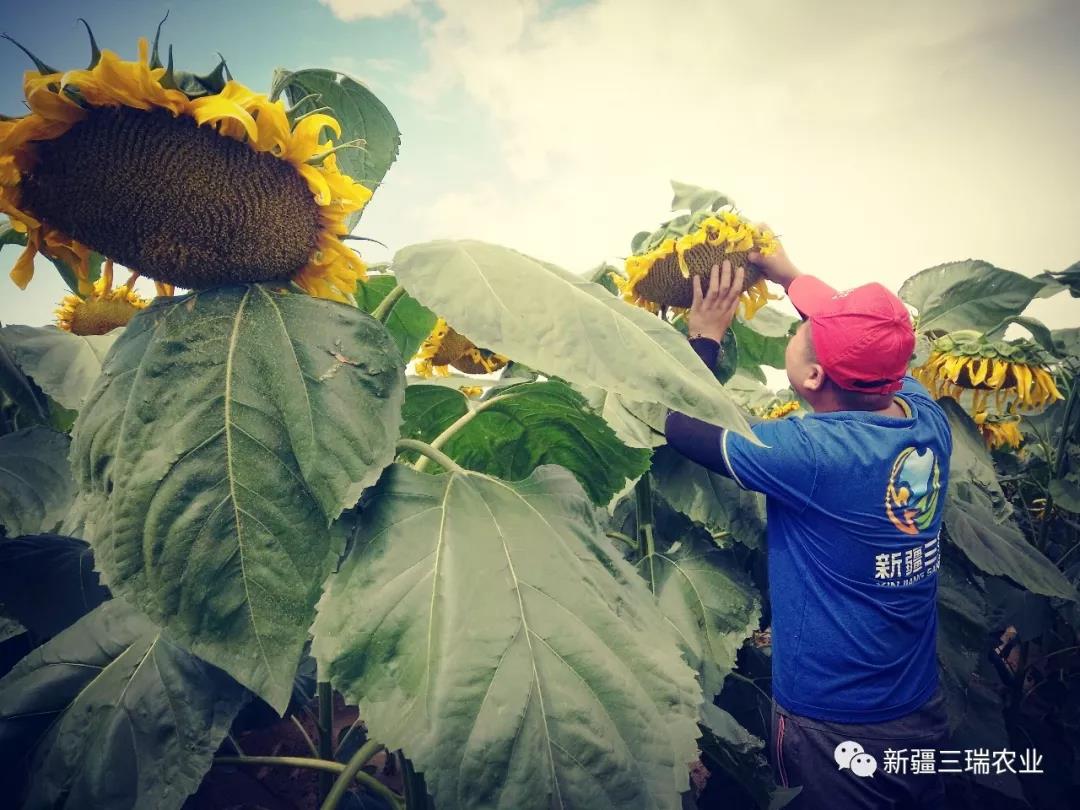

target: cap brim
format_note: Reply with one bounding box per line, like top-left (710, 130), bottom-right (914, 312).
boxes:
top-left (788, 275), bottom-right (838, 319)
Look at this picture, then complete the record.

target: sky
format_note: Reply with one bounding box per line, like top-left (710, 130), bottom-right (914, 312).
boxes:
top-left (1, 0), bottom-right (1078, 360)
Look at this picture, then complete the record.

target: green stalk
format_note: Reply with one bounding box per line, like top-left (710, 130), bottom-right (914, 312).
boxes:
top-left (214, 756), bottom-right (404, 808)
top-left (397, 438), bottom-right (466, 475)
top-left (634, 473), bottom-right (657, 592)
top-left (412, 393), bottom-right (516, 473)
top-left (372, 284), bottom-right (406, 323)
top-left (318, 680), bottom-right (334, 800)
top-left (321, 741), bottom-right (398, 810)
top-left (215, 755), bottom-right (344, 774)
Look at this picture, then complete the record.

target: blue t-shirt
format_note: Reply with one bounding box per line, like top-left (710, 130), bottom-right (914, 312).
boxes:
top-left (719, 376), bottom-right (951, 722)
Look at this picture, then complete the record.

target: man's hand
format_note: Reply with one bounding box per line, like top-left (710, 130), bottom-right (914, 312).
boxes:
top-left (687, 260), bottom-right (743, 343)
top-left (748, 223), bottom-right (801, 291)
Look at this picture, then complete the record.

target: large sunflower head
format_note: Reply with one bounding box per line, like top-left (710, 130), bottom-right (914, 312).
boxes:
top-left (1, 28), bottom-right (371, 302)
top-left (413, 318), bottom-right (510, 378)
top-left (610, 208), bottom-right (781, 319)
top-left (54, 260), bottom-right (148, 335)
top-left (913, 330), bottom-right (1063, 413)
top-left (973, 411), bottom-right (1023, 451)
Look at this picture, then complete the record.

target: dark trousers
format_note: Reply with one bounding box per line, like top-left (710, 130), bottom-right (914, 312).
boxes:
top-left (769, 686), bottom-right (950, 809)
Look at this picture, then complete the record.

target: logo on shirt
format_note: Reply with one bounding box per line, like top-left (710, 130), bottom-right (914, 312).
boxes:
top-left (884, 446), bottom-right (941, 535)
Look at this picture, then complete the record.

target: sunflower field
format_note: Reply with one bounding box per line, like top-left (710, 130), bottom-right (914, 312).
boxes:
top-left (0, 25), bottom-right (1079, 810)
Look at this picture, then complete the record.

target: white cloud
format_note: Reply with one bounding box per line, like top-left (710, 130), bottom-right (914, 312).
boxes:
top-left (398, 0), bottom-right (1080, 329)
top-left (319, 0), bottom-right (417, 22)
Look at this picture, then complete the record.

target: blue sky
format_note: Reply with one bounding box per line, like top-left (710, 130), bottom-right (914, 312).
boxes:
top-left (2, 0), bottom-right (1078, 352)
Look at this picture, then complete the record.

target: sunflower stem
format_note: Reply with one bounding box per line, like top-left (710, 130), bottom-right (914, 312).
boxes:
top-left (290, 714), bottom-right (320, 759)
top-left (634, 473), bottom-right (657, 591)
top-left (215, 755), bottom-right (344, 774)
top-left (606, 530), bottom-right (638, 551)
top-left (321, 741), bottom-right (396, 810)
top-left (318, 680), bottom-right (334, 801)
top-left (411, 393), bottom-right (516, 473)
top-left (371, 284), bottom-right (406, 323)
top-left (398, 438), bottom-right (466, 475)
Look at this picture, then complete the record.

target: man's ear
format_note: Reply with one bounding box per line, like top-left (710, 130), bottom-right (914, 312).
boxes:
top-left (802, 363), bottom-right (827, 392)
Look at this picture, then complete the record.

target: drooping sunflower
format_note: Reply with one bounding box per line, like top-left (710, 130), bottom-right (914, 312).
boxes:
top-left (1, 28), bottom-right (371, 301)
top-left (972, 411), bottom-right (1023, 451)
top-left (913, 330), bottom-right (1063, 413)
top-left (413, 318), bottom-right (510, 378)
top-left (611, 209), bottom-right (781, 319)
top-left (54, 259), bottom-right (149, 335)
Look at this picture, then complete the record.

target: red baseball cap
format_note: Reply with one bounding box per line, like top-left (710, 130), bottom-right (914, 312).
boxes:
top-left (787, 275), bottom-right (916, 395)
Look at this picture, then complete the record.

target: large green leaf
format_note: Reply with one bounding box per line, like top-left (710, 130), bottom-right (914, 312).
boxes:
top-left (0, 599), bottom-right (247, 810)
top-left (941, 399), bottom-right (1076, 600)
top-left (392, 240), bottom-right (759, 442)
top-left (0, 325), bottom-right (118, 411)
top-left (355, 274), bottom-right (438, 361)
top-left (426, 380), bottom-right (652, 505)
top-left (936, 551), bottom-right (1021, 800)
top-left (642, 532), bottom-right (760, 695)
top-left (0, 534), bottom-right (109, 643)
top-left (899, 260), bottom-right (1046, 334)
top-left (312, 462), bottom-right (701, 810)
top-left (69, 286), bottom-right (406, 711)
top-left (650, 445), bottom-right (767, 549)
top-left (669, 180), bottom-right (732, 214)
top-left (731, 310), bottom-right (794, 380)
top-left (0, 427), bottom-right (74, 538)
top-left (272, 67), bottom-right (401, 227)
top-left (0, 328), bottom-right (50, 432)
top-left (697, 704), bottom-right (801, 810)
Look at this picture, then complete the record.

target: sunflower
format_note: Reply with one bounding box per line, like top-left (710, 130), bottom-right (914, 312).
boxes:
top-left (458, 385), bottom-right (484, 399)
top-left (761, 400), bottom-right (801, 420)
top-left (413, 318), bottom-right (510, 378)
top-left (913, 331), bottom-right (1063, 413)
top-left (972, 411), bottom-right (1023, 451)
top-left (1, 28), bottom-right (371, 302)
top-left (611, 209), bottom-right (781, 319)
top-left (54, 259), bottom-right (149, 335)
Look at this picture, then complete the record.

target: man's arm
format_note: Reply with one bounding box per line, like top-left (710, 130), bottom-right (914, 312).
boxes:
top-left (665, 335), bottom-right (736, 478)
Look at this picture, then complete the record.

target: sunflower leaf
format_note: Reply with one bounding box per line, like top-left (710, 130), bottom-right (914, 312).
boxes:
top-left (392, 240), bottom-right (760, 443)
top-left (0, 325), bottom-right (117, 411)
top-left (0, 427), bottom-right (74, 539)
top-left (0, 325), bottom-right (51, 431)
top-left (651, 445), bottom-right (767, 549)
top-left (438, 380), bottom-right (652, 505)
top-left (312, 462), bottom-right (702, 810)
top-left (354, 274), bottom-right (437, 361)
top-left (0, 599), bottom-right (247, 810)
top-left (642, 531), bottom-right (761, 696)
top-left (272, 67), bottom-right (401, 227)
top-left (669, 180), bottom-right (733, 214)
top-left (69, 285), bottom-right (406, 711)
top-left (0, 534), bottom-right (109, 643)
top-left (899, 260), bottom-right (1047, 334)
top-left (940, 399), bottom-right (1077, 600)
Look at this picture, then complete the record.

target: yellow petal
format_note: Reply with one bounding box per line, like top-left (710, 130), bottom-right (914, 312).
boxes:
top-left (189, 96), bottom-right (259, 143)
top-left (287, 114), bottom-right (342, 162)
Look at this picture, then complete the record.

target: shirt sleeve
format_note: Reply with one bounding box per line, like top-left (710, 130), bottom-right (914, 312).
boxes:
top-left (720, 417), bottom-right (820, 513)
top-left (688, 335), bottom-right (721, 367)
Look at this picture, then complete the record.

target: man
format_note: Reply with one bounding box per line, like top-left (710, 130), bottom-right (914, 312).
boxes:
top-left (664, 239), bottom-right (952, 809)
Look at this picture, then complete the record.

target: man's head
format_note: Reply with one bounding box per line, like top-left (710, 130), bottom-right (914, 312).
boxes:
top-left (783, 276), bottom-right (916, 413)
